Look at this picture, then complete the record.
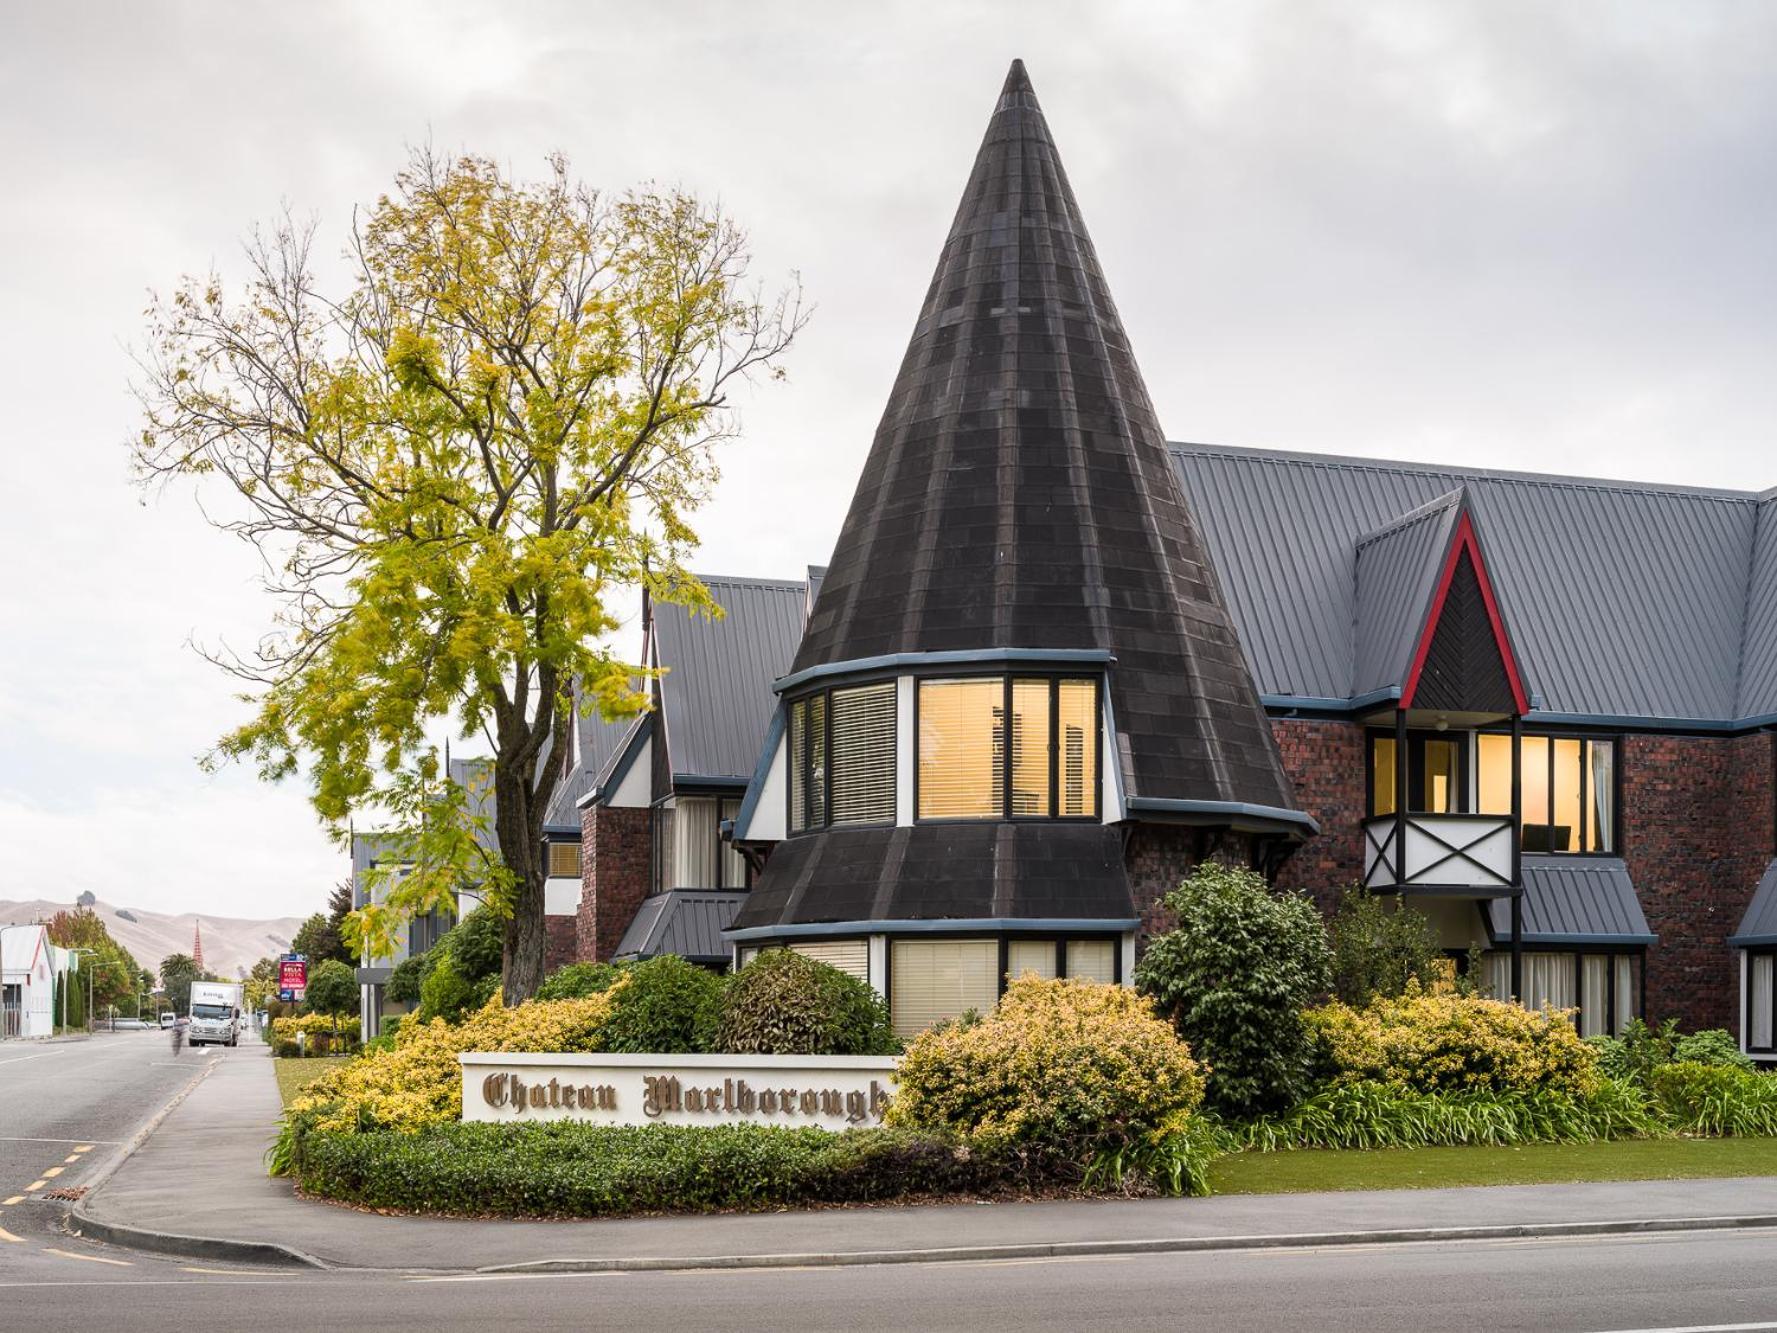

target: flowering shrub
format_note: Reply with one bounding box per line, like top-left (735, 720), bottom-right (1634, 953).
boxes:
top-left (283, 987), bottom-right (621, 1143)
top-left (1304, 977), bottom-right (1598, 1097)
top-left (887, 977), bottom-right (1208, 1193)
top-left (271, 1012), bottom-right (360, 1056)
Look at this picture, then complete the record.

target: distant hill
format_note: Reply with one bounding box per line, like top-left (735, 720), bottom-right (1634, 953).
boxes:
top-left (0, 898), bottom-right (305, 980)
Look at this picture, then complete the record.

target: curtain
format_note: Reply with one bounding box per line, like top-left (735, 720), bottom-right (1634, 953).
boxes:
top-left (1523, 953), bottom-right (1575, 1013)
top-left (1614, 956), bottom-right (1638, 1035)
top-left (1579, 955), bottom-right (1610, 1038)
top-left (1589, 742), bottom-right (1615, 853)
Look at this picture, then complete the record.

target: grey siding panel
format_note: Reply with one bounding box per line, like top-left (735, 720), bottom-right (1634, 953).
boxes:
top-left (654, 575), bottom-right (809, 782)
top-left (1485, 857), bottom-right (1654, 943)
top-left (1739, 497), bottom-right (1777, 719)
top-left (1353, 491), bottom-right (1461, 697)
top-left (1731, 860), bottom-right (1777, 946)
top-left (1173, 444), bottom-right (1765, 721)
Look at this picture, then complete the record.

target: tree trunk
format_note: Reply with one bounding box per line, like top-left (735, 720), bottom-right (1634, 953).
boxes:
top-left (493, 748), bottom-right (554, 1005)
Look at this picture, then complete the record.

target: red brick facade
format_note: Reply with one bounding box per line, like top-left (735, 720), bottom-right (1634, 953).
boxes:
top-left (1270, 718), bottom-right (1368, 914)
top-left (1126, 825), bottom-right (1261, 942)
top-left (1622, 732), bottom-right (1774, 1031)
top-left (1262, 716), bottom-right (1777, 1034)
top-left (544, 913), bottom-right (578, 974)
top-left (577, 804), bottom-right (652, 964)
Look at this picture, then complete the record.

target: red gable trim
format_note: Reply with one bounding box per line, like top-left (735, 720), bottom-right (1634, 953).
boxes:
top-left (1400, 511), bottom-right (1529, 715)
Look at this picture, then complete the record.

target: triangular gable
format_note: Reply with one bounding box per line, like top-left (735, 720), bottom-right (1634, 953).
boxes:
top-left (1354, 491), bottom-right (1464, 698)
top-left (1402, 510), bottom-right (1529, 715)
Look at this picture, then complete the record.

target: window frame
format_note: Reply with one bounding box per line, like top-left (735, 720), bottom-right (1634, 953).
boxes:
top-left (912, 671), bottom-right (1104, 825)
top-left (1364, 728), bottom-right (1471, 817)
top-left (1480, 944), bottom-right (1644, 1036)
top-left (879, 929), bottom-right (1128, 1033)
top-left (1477, 727), bottom-right (1622, 857)
top-left (785, 676), bottom-right (899, 835)
top-left (1747, 948), bottom-right (1777, 1056)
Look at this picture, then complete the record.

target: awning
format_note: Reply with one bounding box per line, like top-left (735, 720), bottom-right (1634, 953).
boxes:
top-left (1730, 859), bottom-right (1777, 947)
top-left (615, 890), bottom-right (747, 965)
top-left (1485, 856), bottom-right (1655, 946)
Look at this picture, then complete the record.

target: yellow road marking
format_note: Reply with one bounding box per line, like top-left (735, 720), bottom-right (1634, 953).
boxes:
top-left (74, 1145), bottom-right (94, 1153)
top-left (63, 1156), bottom-right (79, 1164)
top-left (43, 1247), bottom-right (132, 1266)
top-left (41, 1168), bottom-right (63, 1179)
top-left (24, 1181), bottom-right (47, 1192)
top-left (180, 1266), bottom-right (283, 1275)
top-left (0, 1226), bottom-right (23, 1243)
top-left (1, 1197), bottom-right (23, 1206)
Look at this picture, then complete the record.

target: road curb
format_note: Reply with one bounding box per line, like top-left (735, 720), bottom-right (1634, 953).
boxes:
top-left (67, 1048), bottom-right (328, 1269)
top-left (470, 1212), bottom-right (1777, 1274)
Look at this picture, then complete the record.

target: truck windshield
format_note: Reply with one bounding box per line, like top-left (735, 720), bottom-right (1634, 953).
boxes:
top-left (191, 1004), bottom-right (231, 1020)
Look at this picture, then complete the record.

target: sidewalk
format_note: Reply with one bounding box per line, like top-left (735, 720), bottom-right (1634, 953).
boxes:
top-left (73, 1049), bottom-right (1777, 1273)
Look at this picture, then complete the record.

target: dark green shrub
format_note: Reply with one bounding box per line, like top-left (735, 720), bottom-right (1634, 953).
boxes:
top-left (1672, 1029), bottom-right (1756, 1070)
top-left (448, 907), bottom-right (505, 982)
top-left (380, 1014), bottom-right (404, 1040)
top-left (537, 961), bottom-right (630, 1001)
top-left (296, 1122), bottom-right (1030, 1217)
top-left (1589, 1017), bottom-right (1679, 1083)
top-left (385, 951), bottom-right (434, 1005)
top-left (714, 949), bottom-right (897, 1056)
top-left (1651, 1062), bottom-right (1777, 1135)
top-left (413, 907), bottom-right (509, 1022)
top-left (1134, 863), bottom-right (1332, 1117)
top-left (418, 954), bottom-right (478, 1023)
top-left (1328, 886), bottom-right (1443, 1004)
top-left (602, 956), bottom-right (726, 1053)
top-left (302, 959), bottom-right (360, 1017)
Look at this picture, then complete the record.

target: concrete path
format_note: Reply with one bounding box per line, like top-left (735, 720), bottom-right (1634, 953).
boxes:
top-left (73, 1050), bottom-right (1777, 1273)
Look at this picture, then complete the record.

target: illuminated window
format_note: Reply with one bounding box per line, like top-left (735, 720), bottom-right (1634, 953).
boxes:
top-left (1475, 734), bottom-right (1617, 854)
top-left (547, 841), bottom-right (581, 879)
top-left (917, 676), bottom-right (1100, 821)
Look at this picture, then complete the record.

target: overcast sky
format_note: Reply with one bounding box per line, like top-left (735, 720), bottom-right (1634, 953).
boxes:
top-left (2, 1), bottom-right (1774, 921)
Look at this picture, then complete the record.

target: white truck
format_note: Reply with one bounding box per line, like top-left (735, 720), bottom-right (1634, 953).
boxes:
top-left (187, 980), bottom-right (244, 1047)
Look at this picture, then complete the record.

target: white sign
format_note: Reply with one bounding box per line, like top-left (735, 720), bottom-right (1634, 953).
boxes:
top-left (459, 1052), bottom-right (901, 1131)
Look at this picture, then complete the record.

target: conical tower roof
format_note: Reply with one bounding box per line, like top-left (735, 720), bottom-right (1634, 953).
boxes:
top-left (798, 60), bottom-right (1297, 813)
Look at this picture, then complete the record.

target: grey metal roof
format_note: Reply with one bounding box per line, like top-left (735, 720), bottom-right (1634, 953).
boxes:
top-left (1484, 857), bottom-right (1655, 945)
top-left (543, 701), bottom-right (640, 831)
top-left (655, 574), bottom-right (809, 783)
top-left (1730, 859), bottom-right (1777, 947)
top-left (1353, 490), bottom-right (1462, 698)
top-left (1738, 495), bottom-right (1777, 719)
top-left (1173, 443), bottom-right (1770, 724)
top-left (614, 890), bottom-right (747, 963)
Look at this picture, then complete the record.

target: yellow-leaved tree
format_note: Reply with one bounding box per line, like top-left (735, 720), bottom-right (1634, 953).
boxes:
top-left (132, 150), bottom-right (803, 1002)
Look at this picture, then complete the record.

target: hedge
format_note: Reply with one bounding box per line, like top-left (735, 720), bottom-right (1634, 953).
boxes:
top-left (295, 1121), bottom-right (1039, 1217)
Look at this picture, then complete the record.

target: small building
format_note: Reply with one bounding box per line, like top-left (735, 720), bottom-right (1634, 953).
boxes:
top-left (2, 923), bottom-right (70, 1039)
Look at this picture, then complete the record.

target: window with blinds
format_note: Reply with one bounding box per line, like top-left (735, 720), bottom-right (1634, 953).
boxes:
top-left (547, 841), bottom-right (581, 879)
top-left (789, 939), bottom-right (870, 982)
top-left (917, 675), bottom-right (1100, 821)
top-left (890, 939), bottom-right (998, 1037)
top-left (788, 683), bottom-right (896, 831)
top-left (1006, 939), bottom-right (1058, 981)
top-left (1066, 939), bottom-right (1117, 983)
top-left (830, 682), bottom-right (896, 825)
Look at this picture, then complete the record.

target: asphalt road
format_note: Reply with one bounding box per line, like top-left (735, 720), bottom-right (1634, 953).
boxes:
top-left (2, 1225), bottom-right (1777, 1331)
top-left (4, 1036), bottom-right (1777, 1331)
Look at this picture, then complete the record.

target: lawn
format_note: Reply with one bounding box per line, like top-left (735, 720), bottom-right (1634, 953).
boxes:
top-left (273, 1055), bottom-right (351, 1109)
top-left (1209, 1135), bottom-right (1777, 1195)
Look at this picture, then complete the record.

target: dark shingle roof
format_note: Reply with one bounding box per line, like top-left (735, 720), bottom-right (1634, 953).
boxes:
top-left (785, 60), bottom-right (1296, 816)
top-left (1730, 860), bottom-right (1777, 947)
top-left (729, 823), bottom-right (1135, 932)
top-left (615, 890), bottom-right (747, 963)
top-left (654, 574), bottom-right (809, 784)
top-left (1484, 857), bottom-right (1655, 945)
top-left (1173, 444), bottom-right (1771, 723)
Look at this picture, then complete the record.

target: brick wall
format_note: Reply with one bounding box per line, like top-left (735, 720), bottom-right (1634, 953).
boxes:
top-left (576, 804), bottom-right (652, 964)
top-left (1269, 718), bottom-right (1368, 914)
top-left (543, 914), bottom-right (578, 974)
top-left (1624, 731), bottom-right (1774, 1032)
top-left (1124, 825), bottom-right (1258, 943)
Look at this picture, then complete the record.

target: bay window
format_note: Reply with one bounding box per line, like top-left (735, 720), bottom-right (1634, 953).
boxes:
top-left (788, 681), bottom-right (897, 832)
top-left (917, 676), bottom-right (1100, 821)
top-left (1482, 949), bottom-right (1639, 1036)
top-left (1478, 733), bottom-right (1615, 853)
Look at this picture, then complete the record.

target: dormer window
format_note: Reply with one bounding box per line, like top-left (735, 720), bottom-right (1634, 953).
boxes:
top-left (916, 676), bottom-right (1100, 822)
top-left (787, 681), bottom-right (897, 832)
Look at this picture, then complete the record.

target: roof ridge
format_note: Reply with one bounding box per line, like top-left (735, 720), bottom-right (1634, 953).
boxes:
top-left (689, 571), bottom-right (811, 592)
top-left (1170, 441), bottom-right (1763, 505)
top-left (1354, 488), bottom-right (1465, 550)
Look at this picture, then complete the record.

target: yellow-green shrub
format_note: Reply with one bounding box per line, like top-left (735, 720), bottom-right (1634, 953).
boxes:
top-left (1305, 978), bottom-right (1598, 1097)
top-left (271, 1012), bottom-right (359, 1055)
top-left (887, 977), bottom-right (1205, 1168)
top-left (289, 987), bottom-right (621, 1135)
